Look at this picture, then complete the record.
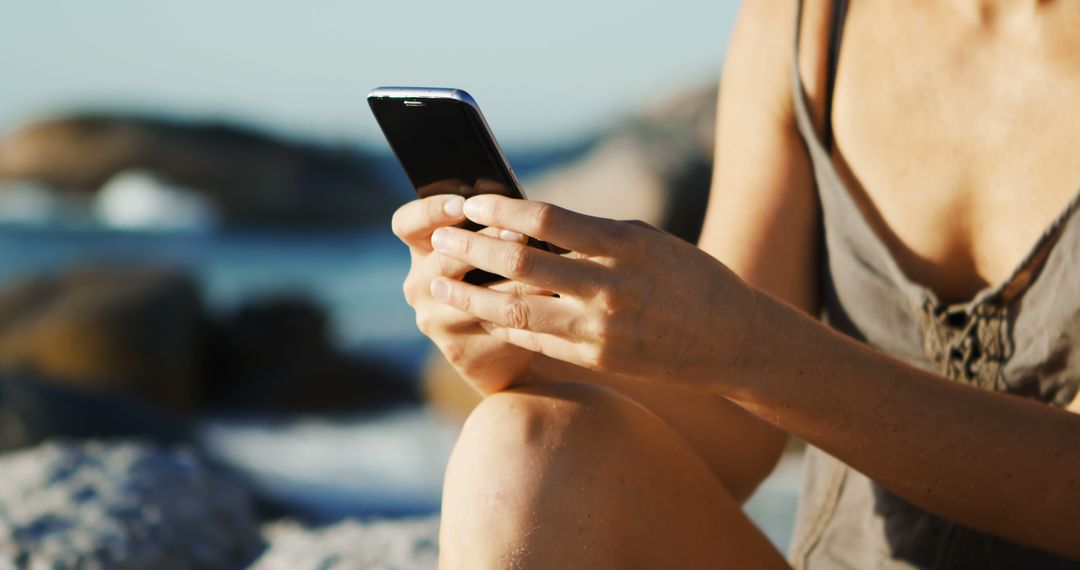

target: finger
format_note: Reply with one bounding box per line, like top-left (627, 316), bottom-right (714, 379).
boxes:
top-left (435, 253), bottom-right (475, 280)
top-left (461, 195), bottom-right (620, 255)
top-left (416, 302), bottom-right (520, 377)
top-left (478, 321), bottom-right (587, 366)
top-left (621, 219), bottom-right (664, 234)
top-left (391, 195), bottom-right (466, 248)
top-left (431, 226), bottom-right (598, 294)
top-left (488, 279), bottom-right (555, 297)
top-left (413, 297), bottom-right (477, 337)
top-left (431, 278), bottom-right (582, 337)
top-left (436, 226), bottom-right (529, 280)
top-left (480, 225), bottom-right (528, 244)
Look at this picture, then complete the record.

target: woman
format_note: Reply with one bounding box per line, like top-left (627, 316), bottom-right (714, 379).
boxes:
top-left (392, 0), bottom-right (1080, 567)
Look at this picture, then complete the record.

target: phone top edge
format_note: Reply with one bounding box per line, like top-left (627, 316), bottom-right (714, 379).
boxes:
top-left (366, 86), bottom-right (526, 198)
top-left (367, 86), bottom-right (476, 106)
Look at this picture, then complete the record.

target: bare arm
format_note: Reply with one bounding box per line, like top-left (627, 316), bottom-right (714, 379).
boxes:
top-left (721, 290), bottom-right (1080, 560)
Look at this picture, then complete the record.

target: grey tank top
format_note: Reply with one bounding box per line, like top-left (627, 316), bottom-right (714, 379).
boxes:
top-left (787, 1), bottom-right (1080, 568)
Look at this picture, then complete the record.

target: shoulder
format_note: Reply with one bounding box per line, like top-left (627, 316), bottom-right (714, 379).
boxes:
top-left (723, 0), bottom-right (833, 130)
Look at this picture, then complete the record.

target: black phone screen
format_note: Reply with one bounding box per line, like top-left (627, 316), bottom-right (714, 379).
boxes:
top-left (369, 97), bottom-right (522, 203)
top-left (370, 93), bottom-right (534, 284)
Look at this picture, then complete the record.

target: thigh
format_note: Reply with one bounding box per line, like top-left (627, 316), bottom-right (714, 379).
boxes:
top-left (440, 381), bottom-right (792, 569)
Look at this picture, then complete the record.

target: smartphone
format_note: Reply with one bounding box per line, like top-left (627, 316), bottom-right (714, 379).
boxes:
top-left (368, 86), bottom-right (547, 285)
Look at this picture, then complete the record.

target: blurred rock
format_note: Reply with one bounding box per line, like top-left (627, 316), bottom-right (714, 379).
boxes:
top-left (0, 374), bottom-right (189, 450)
top-left (202, 296), bottom-right (416, 413)
top-left (526, 83), bottom-right (717, 244)
top-left (0, 263), bottom-right (415, 432)
top-left (252, 516), bottom-right (438, 570)
top-left (0, 440), bottom-right (262, 569)
top-left (0, 115), bottom-right (398, 228)
top-left (0, 264), bottom-right (205, 413)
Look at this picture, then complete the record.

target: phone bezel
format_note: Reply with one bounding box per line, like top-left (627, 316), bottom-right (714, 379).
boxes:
top-left (366, 87), bottom-right (528, 199)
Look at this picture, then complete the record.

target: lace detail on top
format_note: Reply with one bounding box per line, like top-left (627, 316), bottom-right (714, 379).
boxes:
top-left (917, 299), bottom-right (1011, 390)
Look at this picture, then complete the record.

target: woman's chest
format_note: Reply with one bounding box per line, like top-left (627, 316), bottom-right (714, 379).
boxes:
top-left (829, 1), bottom-right (1080, 303)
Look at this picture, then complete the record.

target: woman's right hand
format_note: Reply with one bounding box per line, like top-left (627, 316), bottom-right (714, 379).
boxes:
top-left (392, 194), bottom-right (540, 394)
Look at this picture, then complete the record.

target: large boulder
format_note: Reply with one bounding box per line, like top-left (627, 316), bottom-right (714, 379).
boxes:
top-left (0, 265), bottom-right (205, 413)
top-left (0, 263), bottom-right (416, 434)
top-left (0, 115), bottom-right (400, 228)
top-left (0, 374), bottom-right (190, 450)
top-left (0, 440), bottom-right (262, 569)
top-left (202, 296), bottom-right (416, 413)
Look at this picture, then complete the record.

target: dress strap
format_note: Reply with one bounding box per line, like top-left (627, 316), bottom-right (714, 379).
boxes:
top-left (822, 0), bottom-right (851, 152)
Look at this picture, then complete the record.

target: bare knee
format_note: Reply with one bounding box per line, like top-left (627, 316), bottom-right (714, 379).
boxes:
top-left (440, 382), bottom-right (638, 568)
top-left (440, 383), bottom-right (787, 569)
top-left (460, 382), bottom-right (626, 454)
top-left (447, 381), bottom-right (632, 501)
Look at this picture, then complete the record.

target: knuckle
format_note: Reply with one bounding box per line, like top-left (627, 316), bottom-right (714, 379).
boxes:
top-left (402, 280), bottom-right (417, 305)
top-left (415, 313), bottom-right (433, 335)
top-left (454, 287), bottom-right (471, 312)
top-left (430, 197), bottom-right (447, 220)
top-left (503, 246), bottom-right (533, 278)
top-left (580, 344), bottom-right (609, 371)
top-left (520, 331), bottom-right (543, 353)
top-left (567, 315), bottom-right (590, 339)
top-left (457, 232), bottom-right (473, 256)
top-left (502, 299), bottom-right (530, 329)
top-left (480, 198), bottom-right (499, 222)
top-left (593, 285), bottom-right (619, 312)
top-left (590, 333), bottom-right (625, 373)
top-left (592, 311), bottom-right (616, 343)
top-left (442, 340), bottom-right (466, 365)
top-left (530, 202), bottom-right (554, 232)
top-left (390, 206), bottom-right (410, 238)
top-left (609, 223), bottom-right (641, 253)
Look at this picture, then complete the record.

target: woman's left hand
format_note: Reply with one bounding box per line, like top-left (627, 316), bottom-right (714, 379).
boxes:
top-left (427, 194), bottom-right (760, 388)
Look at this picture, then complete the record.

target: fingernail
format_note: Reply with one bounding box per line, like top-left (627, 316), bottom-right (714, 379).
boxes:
top-left (463, 196), bottom-right (485, 219)
top-left (430, 278), bottom-right (451, 302)
top-left (431, 228), bottom-right (451, 251)
top-left (443, 196), bottom-right (464, 218)
top-left (499, 229), bottom-right (524, 242)
top-left (478, 320), bottom-right (493, 332)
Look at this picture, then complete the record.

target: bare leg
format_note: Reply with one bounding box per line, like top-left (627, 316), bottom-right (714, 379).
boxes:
top-left (440, 382), bottom-right (791, 569)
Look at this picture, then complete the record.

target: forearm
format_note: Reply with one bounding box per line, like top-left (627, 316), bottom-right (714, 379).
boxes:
top-left (717, 288), bottom-right (1080, 559)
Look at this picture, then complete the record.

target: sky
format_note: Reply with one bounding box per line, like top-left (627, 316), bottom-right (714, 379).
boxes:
top-left (0, 1), bottom-right (740, 149)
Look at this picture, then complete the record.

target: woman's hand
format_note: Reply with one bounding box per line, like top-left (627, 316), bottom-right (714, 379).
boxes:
top-left (427, 194), bottom-right (760, 389)
top-left (392, 194), bottom-right (548, 394)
